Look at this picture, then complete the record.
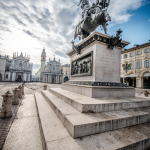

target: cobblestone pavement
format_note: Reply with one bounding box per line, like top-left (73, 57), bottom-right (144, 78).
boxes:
top-left (0, 97), bottom-right (23, 149)
top-left (0, 82), bottom-right (61, 150)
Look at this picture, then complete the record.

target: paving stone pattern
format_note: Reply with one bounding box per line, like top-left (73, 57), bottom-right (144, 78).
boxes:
top-left (0, 98), bottom-right (23, 150)
top-left (0, 82), bottom-right (61, 150)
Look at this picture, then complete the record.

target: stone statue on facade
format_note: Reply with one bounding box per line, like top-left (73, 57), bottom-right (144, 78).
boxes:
top-left (74, 0), bottom-right (111, 40)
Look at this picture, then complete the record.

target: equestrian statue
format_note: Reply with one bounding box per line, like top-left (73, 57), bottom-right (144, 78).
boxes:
top-left (74, 0), bottom-right (111, 40)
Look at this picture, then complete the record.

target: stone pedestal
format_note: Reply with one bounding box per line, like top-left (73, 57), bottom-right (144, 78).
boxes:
top-left (18, 86), bottom-right (22, 98)
top-left (62, 31), bottom-right (135, 98)
top-left (0, 91), bottom-right (14, 119)
top-left (43, 85), bottom-right (47, 90)
top-left (22, 85), bottom-right (25, 95)
top-left (143, 91), bottom-right (149, 97)
top-left (12, 88), bottom-right (20, 105)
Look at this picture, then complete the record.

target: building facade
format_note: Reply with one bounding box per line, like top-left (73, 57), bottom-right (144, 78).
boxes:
top-left (121, 40), bottom-right (150, 88)
top-left (61, 64), bottom-right (70, 83)
top-left (0, 55), bottom-right (10, 81)
top-left (35, 48), bottom-right (63, 84)
top-left (4, 52), bottom-right (33, 82)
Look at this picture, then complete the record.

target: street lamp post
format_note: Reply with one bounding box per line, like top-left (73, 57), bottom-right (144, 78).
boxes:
top-left (122, 62), bottom-right (131, 74)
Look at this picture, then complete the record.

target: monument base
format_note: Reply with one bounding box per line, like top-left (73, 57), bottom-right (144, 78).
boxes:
top-left (65, 31), bottom-right (133, 98)
top-left (61, 83), bottom-right (135, 98)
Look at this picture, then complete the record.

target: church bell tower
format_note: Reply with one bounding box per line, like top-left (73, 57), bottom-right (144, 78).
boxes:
top-left (41, 48), bottom-right (46, 73)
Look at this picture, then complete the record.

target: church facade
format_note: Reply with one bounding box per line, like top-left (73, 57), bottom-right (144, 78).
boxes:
top-left (34, 48), bottom-right (63, 84)
top-left (5, 52), bottom-right (33, 82)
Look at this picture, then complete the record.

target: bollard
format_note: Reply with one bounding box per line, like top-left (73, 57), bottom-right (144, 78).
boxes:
top-left (0, 91), bottom-right (14, 119)
top-left (143, 91), bottom-right (149, 97)
top-left (43, 85), bottom-right (47, 90)
top-left (12, 88), bottom-right (20, 105)
top-left (18, 86), bottom-right (22, 98)
top-left (22, 85), bottom-right (25, 95)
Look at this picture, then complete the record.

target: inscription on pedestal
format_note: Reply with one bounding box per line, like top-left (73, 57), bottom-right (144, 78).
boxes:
top-left (101, 49), bottom-right (119, 81)
top-left (71, 52), bottom-right (93, 76)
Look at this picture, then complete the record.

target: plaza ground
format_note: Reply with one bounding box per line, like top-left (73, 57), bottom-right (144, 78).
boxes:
top-left (0, 82), bottom-right (150, 106)
top-left (0, 82), bottom-right (150, 150)
top-left (0, 82), bottom-right (61, 106)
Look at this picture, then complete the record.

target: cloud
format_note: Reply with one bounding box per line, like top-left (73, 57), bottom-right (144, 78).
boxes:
top-left (23, 30), bottom-right (40, 40)
top-left (108, 0), bottom-right (145, 24)
top-left (148, 19), bottom-right (150, 22)
top-left (0, 0), bottom-right (146, 75)
top-left (11, 14), bottom-right (26, 26)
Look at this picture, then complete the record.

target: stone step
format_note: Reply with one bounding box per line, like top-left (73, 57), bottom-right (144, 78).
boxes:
top-left (3, 95), bottom-right (43, 150)
top-left (42, 90), bottom-right (150, 139)
top-left (49, 88), bottom-right (150, 113)
top-left (34, 93), bottom-right (150, 150)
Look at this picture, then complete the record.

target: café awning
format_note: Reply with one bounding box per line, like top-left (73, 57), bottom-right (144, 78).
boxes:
top-left (128, 74), bottom-right (135, 77)
top-left (143, 73), bottom-right (150, 77)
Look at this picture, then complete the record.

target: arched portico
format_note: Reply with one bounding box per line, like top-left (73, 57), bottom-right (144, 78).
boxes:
top-left (64, 76), bottom-right (69, 83)
top-left (136, 71), bottom-right (150, 88)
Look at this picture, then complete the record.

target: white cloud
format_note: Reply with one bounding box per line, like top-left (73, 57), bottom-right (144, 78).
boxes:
top-left (148, 19), bottom-right (150, 22)
top-left (0, 0), bottom-right (146, 75)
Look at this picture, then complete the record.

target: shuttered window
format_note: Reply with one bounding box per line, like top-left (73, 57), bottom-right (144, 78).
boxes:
top-left (129, 53), bottom-right (134, 57)
top-left (136, 61), bottom-right (142, 69)
top-left (137, 50), bottom-right (142, 55)
top-left (131, 63), bottom-right (134, 69)
top-left (145, 60), bottom-right (149, 68)
top-left (124, 54), bottom-right (128, 58)
top-left (144, 48), bottom-right (150, 53)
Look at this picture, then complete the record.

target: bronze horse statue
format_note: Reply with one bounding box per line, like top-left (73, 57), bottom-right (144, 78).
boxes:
top-left (74, 0), bottom-right (111, 40)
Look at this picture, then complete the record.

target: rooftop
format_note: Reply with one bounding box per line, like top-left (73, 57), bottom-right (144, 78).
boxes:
top-left (121, 40), bottom-right (150, 54)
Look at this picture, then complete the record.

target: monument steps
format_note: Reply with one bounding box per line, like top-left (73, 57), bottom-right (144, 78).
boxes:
top-left (49, 88), bottom-right (150, 113)
top-left (34, 92), bottom-right (150, 150)
top-left (41, 90), bottom-right (150, 139)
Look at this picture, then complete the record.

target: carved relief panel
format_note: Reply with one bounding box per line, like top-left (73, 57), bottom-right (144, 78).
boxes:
top-left (71, 52), bottom-right (93, 76)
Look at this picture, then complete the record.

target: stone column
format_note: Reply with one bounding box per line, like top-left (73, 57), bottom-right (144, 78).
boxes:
top-left (123, 77), bottom-right (125, 83)
top-left (136, 77), bottom-right (143, 88)
top-left (55, 75), bottom-right (57, 84)
top-left (0, 91), bottom-right (14, 119)
top-left (48, 75), bottom-right (50, 83)
top-left (23, 73), bottom-right (27, 81)
top-left (50, 75), bottom-right (52, 83)
top-left (28, 73), bottom-right (31, 82)
top-left (58, 75), bottom-right (60, 83)
top-left (12, 72), bottom-right (16, 81)
top-left (60, 75), bottom-right (62, 83)
top-left (12, 88), bottom-right (20, 105)
top-left (43, 74), bottom-right (45, 83)
top-left (45, 74), bottom-right (47, 83)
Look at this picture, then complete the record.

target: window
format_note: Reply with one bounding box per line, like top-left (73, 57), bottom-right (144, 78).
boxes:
top-left (145, 60), bottom-right (149, 68)
top-left (19, 63), bottom-right (23, 68)
top-left (137, 50), bottom-right (142, 55)
top-left (6, 74), bottom-right (8, 79)
top-left (124, 54), bottom-right (128, 58)
top-left (53, 66), bottom-right (55, 71)
top-left (129, 53), bottom-right (134, 57)
top-left (137, 61), bottom-right (142, 69)
top-left (144, 48), bottom-right (150, 53)
top-left (131, 63), bottom-right (134, 69)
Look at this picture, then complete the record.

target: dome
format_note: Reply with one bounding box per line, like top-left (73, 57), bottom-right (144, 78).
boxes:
top-left (42, 48), bottom-right (46, 55)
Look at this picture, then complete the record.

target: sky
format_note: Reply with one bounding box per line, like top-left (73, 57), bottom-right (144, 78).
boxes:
top-left (0, 0), bottom-right (150, 75)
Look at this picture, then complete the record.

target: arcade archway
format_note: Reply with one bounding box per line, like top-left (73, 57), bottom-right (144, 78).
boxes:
top-left (64, 76), bottom-right (69, 82)
top-left (143, 72), bottom-right (150, 89)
